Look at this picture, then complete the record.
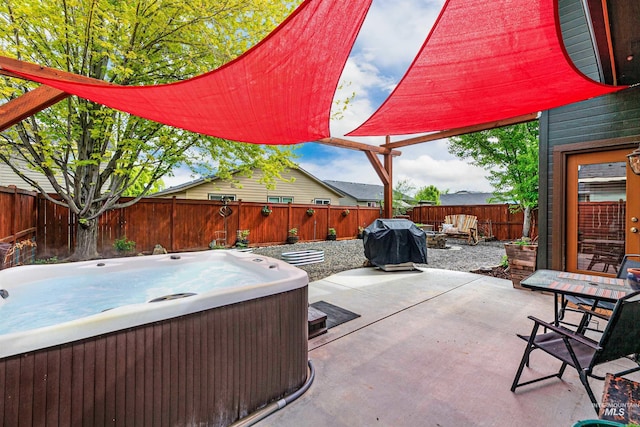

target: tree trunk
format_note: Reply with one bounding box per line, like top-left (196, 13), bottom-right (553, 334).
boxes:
top-left (521, 206), bottom-right (532, 239)
top-left (71, 218), bottom-right (100, 261)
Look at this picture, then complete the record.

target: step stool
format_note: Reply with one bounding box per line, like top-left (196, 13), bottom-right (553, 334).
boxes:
top-left (308, 306), bottom-right (327, 338)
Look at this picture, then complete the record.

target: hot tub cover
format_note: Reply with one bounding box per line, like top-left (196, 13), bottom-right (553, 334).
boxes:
top-left (363, 219), bottom-right (427, 267)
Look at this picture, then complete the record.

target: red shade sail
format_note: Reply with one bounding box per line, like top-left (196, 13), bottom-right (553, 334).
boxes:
top-left (348, 0), bottom-right (625, 137)
top-left (2, 0), bottom-right (372, 145)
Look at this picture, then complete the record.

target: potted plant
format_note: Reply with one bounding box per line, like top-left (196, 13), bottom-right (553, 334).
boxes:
top-left (235, 229), bottom-right (250, 248)
top-left (342, 209), bottom-right (350, 217)
top-left (504, 237), bottom-right (538, 289)
top-left (306, 208), bottom-right (315, 216)
top-left (113, 235), bottom-right (136, 255)
top-left (327, 228), bottom-right (337, 241)
top-left (287, 228), bottom-right (299, 244)
top-left (261, 205), bottom-right (272, 216)
top-left (357, 226), bottom-right (365, 239)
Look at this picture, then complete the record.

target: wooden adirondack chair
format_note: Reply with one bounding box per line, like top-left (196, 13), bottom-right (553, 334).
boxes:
top-left (442, 214), bottom-right (479, 245)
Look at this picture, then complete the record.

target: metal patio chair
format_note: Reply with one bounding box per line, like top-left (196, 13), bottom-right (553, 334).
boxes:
top-left (511, 290), bottom-right (640, 413)
top-left (559, 254), bottom-right (640, 329)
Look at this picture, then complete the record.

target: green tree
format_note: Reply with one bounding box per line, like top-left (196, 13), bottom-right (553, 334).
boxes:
top-left (392, 178), bottom-right (415, 216)
top-left (0, 0), bottom-right (300, 260)
top-left (415, 185), bottom-right (443, 205)
top-left (448, 122), bottom-right (539, 238)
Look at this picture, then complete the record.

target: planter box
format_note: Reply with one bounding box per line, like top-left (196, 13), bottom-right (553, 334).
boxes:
top-left (426, 233), bottom-right (447, 249)
top-left (505, 243), bottom-right (537, 289)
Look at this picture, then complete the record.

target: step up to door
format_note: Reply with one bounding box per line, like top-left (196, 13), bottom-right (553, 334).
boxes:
top-left (307, 306), bottom-right (327, 338)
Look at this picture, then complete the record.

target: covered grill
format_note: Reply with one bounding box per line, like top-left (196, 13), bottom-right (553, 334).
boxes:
top-left (363, 219), bottom-right (427, 269)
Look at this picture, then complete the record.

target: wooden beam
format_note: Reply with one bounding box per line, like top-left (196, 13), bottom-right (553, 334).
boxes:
top-left (0, 85), bottom-right (69, 131)
top-left (0, 55), bottom-right (110, 85)
top-left (364, 151), bottom-right (390, 185)
top-left (381, 112), bottom-right (539, 150)
top-left (0, 55), bottom-right (113, 131)
top-left (316, 137), bottom-right (401, 156)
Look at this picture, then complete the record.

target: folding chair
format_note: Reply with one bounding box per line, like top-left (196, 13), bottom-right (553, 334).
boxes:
top-left (511, 290), bottom-right (640, 413)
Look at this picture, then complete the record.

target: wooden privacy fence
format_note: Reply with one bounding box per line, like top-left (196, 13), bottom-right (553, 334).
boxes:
top-left (0, 186), bottom-right (38, 268)
top-left (35, 197), bottom-right (381, 257)
top-left (0, 186), bottom-right (38, 245)
top-left (409, 204), bottom-right (537, 241)
top-left (1, 184), bottom-right (542, 258)
top-left (577, 201), bottom-right (625, 240)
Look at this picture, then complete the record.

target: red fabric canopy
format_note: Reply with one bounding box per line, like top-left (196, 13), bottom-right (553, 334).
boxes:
top-left (348, 0), bottom-right (625, 137)
top-left (4, 0), bottom-right (372, 145)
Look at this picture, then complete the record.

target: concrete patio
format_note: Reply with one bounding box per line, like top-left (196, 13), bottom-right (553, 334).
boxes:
top-left (259, 267), bottom-right (639, 427)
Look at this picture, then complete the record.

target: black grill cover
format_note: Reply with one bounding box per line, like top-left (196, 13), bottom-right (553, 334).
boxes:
top-left (363, 219), bottom-right (427, 267)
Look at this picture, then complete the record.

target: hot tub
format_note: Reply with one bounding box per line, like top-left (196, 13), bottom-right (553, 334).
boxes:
top-left (0, 250), bottom-right (309, 426)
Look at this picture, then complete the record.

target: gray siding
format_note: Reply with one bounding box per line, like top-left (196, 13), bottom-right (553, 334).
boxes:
top-left (539, 0), bottom-right (640, 267)
top-left (541, 86), bottom-right (640, 267)
top-left (558, 0), bottom-right (600, 81)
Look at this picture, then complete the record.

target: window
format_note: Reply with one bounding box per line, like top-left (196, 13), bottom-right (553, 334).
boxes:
top-left (314, 199), bottom-right (330, 205)
top-left (267, 196), bottom-right (294, 203)
top-left (367, 201), bottom-right (378, 207)
top-left (208, 194), bottom-right (236, 201)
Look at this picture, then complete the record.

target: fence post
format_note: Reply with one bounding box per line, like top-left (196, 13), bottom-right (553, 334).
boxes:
top-left (10, 185), bottom-right (18, 246)
top-left (170, 196), bottom-right (176, 251)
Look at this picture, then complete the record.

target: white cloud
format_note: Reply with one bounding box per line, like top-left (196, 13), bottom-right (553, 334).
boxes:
top-left (395, 150), bottom-right (494, 193)
top-left (355, 0), bottom-right (442, 72)
top-left (161, 165), bottom-right (197, 188)
top-left (300, 141), bottom-right (494, 195)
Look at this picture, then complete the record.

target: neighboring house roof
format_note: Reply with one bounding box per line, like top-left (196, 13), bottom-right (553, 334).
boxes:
top-left (578, 162), bottom-right (626, 180)
top-left (151, 175), bottom-right (214, 197)
top-left (151, 166), bottom-right (346, 198)
top-left (323, 180), bottom-right (384, 203)
top-left (323, 180), bottom-right (416, 207)
top-left (439, 191), bottom-right (498, 206)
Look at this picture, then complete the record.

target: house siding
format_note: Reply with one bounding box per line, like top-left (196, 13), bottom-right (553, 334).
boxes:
top-left (0, 159), bottom-right (57, 193)
top-left (558, 0), bottom-right (601, 81)
top-left (540, 0), bottom-right (640, 268)
top-left (336, 195), bottom-right (359, 206)
top-left (157, 168), bottom-right (343, 204)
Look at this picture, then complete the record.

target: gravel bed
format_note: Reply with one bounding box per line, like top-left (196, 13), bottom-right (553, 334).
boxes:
top-left (251, 238), bottom-right (507, 283)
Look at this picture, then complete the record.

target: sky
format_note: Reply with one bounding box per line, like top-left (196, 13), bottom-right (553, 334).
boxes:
top-left (165, 0), bottom-right (495, 195)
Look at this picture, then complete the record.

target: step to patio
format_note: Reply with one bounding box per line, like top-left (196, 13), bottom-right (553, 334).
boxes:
top-left (307, 306), bottom-right (327, 338)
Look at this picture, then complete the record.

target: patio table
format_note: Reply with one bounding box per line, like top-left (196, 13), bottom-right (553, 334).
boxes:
top-left (520, 269), bottom-right (631, 326)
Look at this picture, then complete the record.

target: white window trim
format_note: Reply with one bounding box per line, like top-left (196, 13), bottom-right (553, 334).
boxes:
top-left (208, 194), bottom-right (236, 201)
top-left (267, 196), bottom-right (294, 203)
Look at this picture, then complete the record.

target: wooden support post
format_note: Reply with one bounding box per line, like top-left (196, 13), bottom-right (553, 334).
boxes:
top-left (383, 137), bottom-right (393, 218)
top-left (170, 196), bottom-right (176, 251)
top-left (364, 137), bottom-right (395, 219)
